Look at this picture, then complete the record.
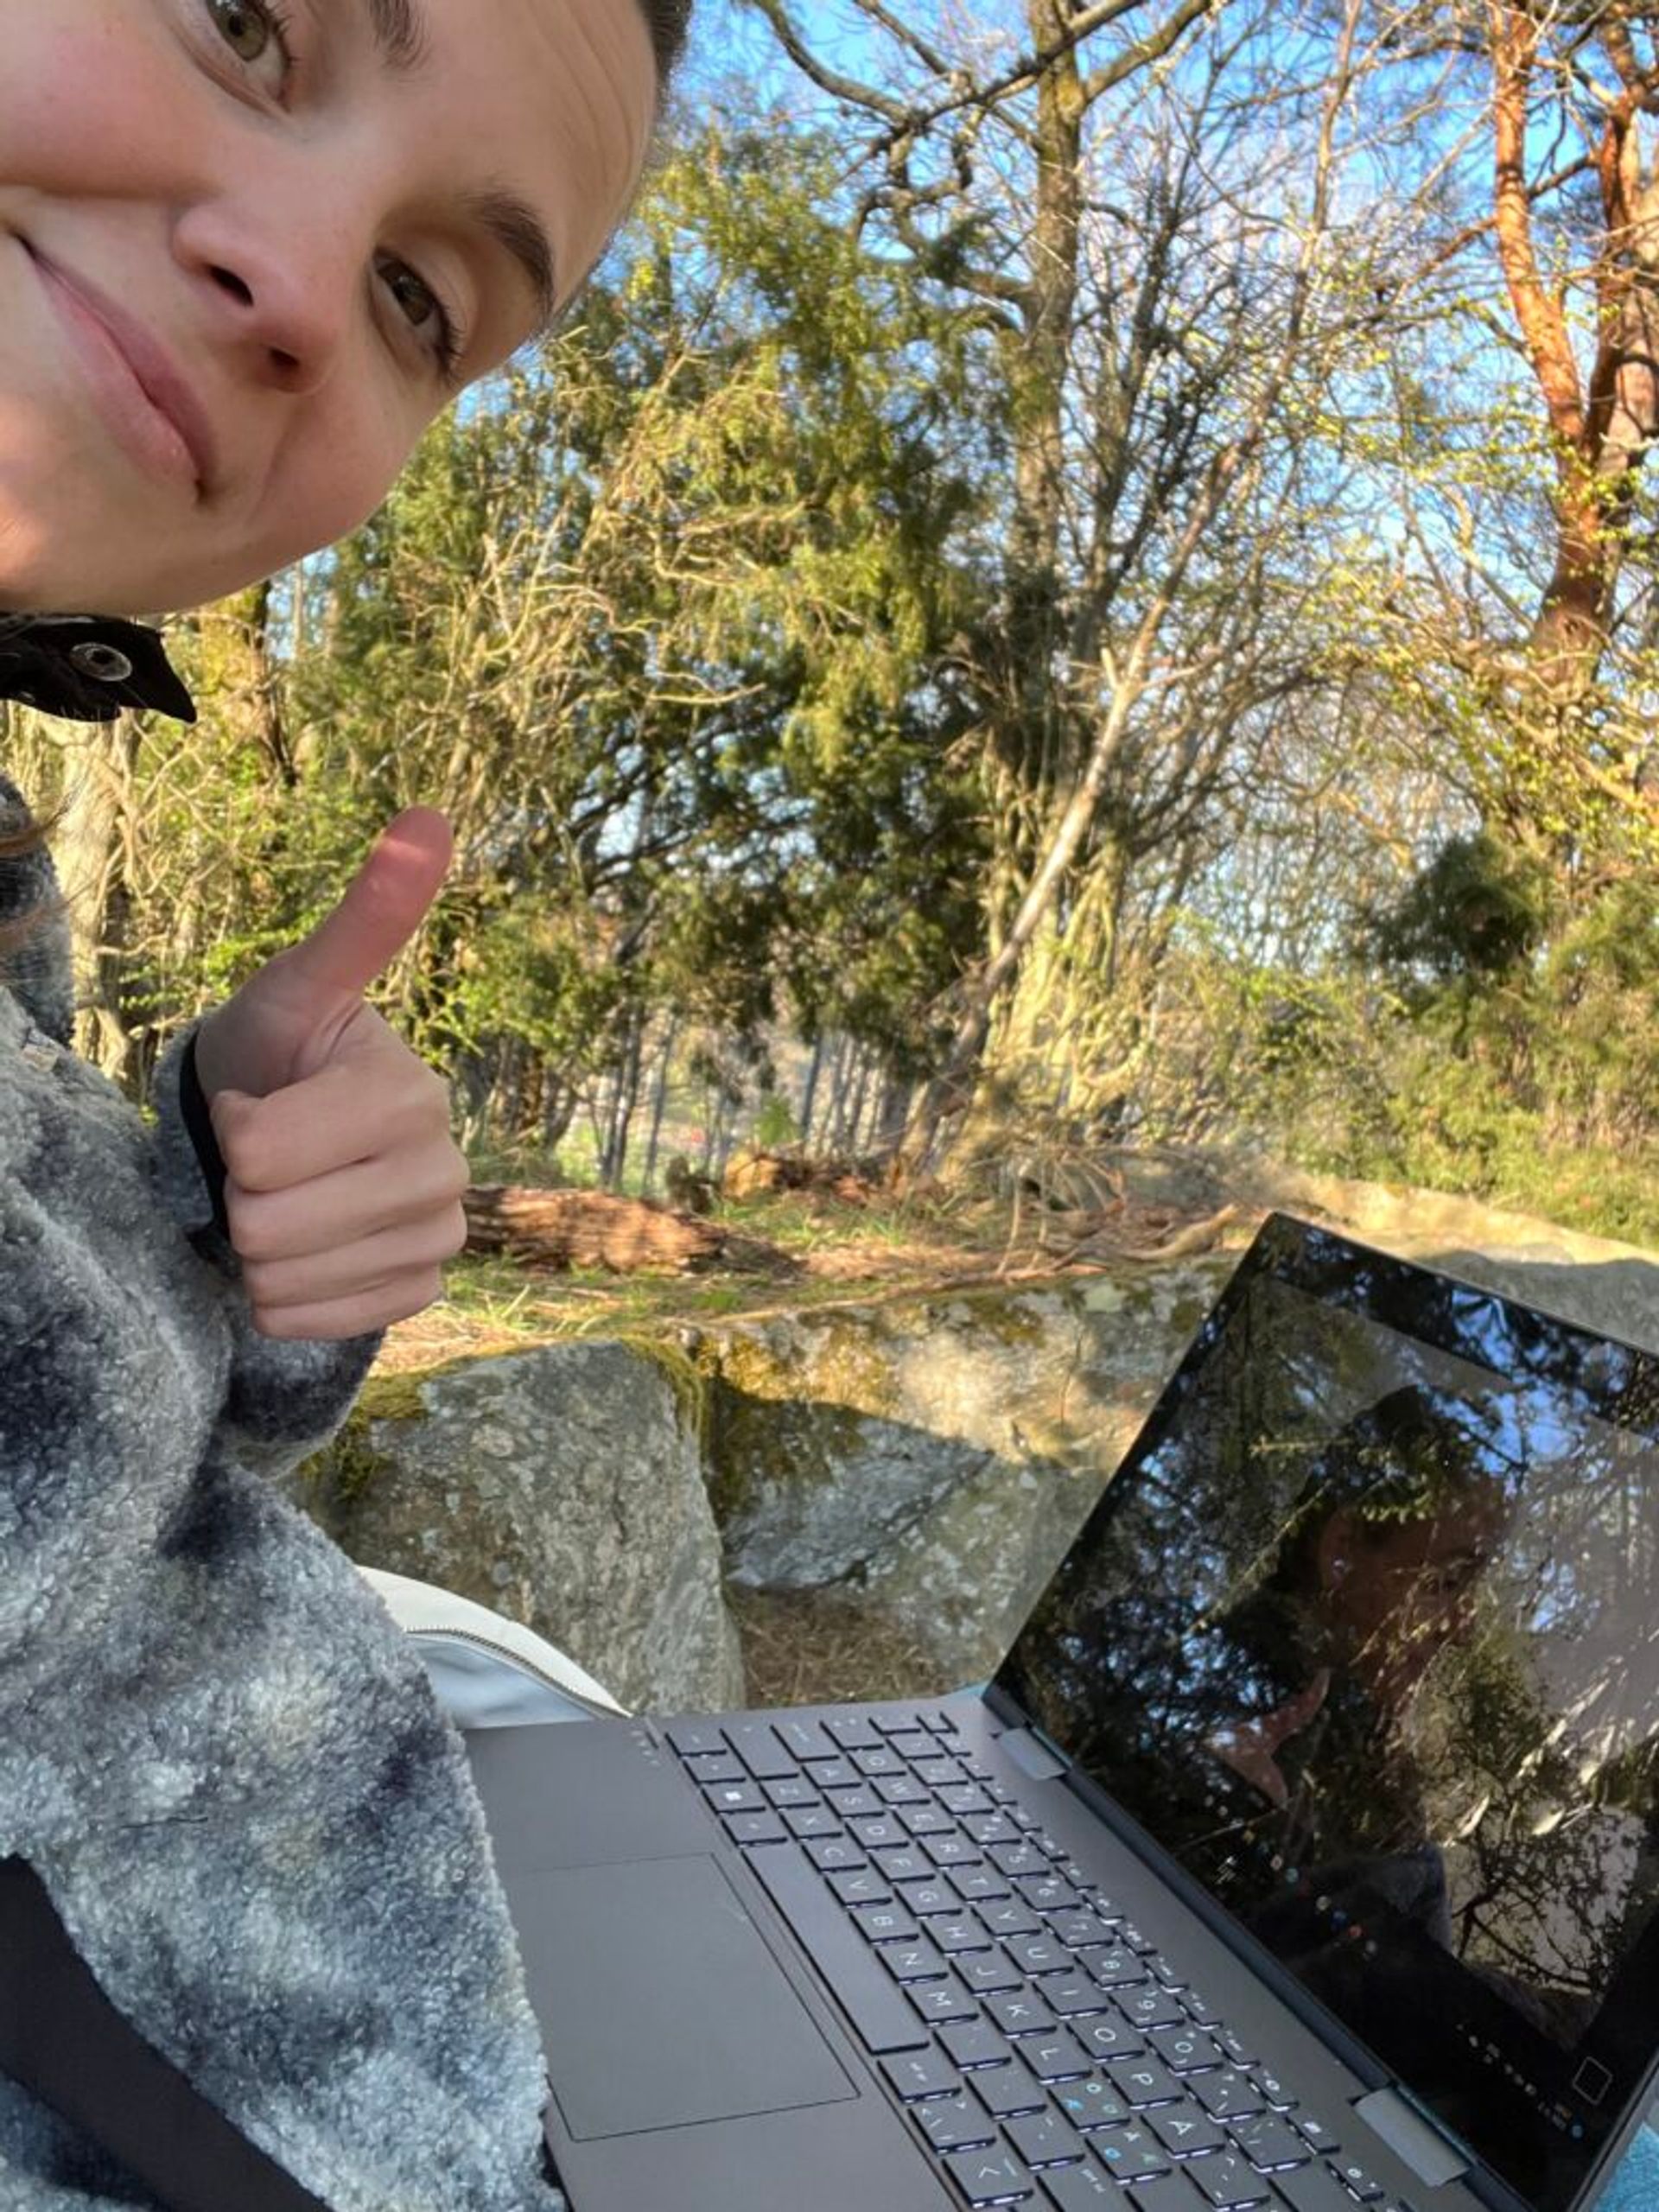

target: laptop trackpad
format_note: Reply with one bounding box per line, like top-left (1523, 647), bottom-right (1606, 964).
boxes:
top-left (515, 1855), bottom-right (855, 2139)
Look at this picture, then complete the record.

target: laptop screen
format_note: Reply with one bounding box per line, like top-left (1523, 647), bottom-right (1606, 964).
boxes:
top-left (995, 1215), bottom-right (1659, 2212)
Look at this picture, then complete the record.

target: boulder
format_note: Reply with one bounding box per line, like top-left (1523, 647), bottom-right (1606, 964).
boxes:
top-left (296, 1343), bottom-right (745, 1717)
top-left (692, 1260), bottom-right (1235, 1687)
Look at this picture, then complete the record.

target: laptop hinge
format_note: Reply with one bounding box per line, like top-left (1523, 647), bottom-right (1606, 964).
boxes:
top-left (1352, 2087), bottom-right (1471, 2188)
top-left (1001, 1726), bottom-right (1069, 1782)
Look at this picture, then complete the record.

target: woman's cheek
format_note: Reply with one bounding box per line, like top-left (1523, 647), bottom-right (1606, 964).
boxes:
top-left (0, 12), bottom-right (190, 194)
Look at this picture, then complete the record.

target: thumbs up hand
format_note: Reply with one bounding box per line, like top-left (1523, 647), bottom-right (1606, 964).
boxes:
top-left (190, 808), bottom-right (471, 1341)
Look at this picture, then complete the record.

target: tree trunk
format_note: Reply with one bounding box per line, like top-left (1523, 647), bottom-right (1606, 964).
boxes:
top-left (462, 1184), bottom-right (723, 1272)
top-left (57, 716), bottom-right (143, 1090)
top-left (641, 1019), bottom-right (678, 1192)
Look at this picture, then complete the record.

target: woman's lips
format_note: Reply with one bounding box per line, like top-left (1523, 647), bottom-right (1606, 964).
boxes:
top-left (27, 245), bottom-right (216, 496)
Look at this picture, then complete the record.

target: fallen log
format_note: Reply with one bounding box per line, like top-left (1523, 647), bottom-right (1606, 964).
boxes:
top-left (463, 1185), bottom-right (725, 1274)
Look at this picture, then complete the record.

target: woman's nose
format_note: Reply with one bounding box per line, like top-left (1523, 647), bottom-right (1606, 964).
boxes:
top-left (172, 198), bottom-right (358, 394)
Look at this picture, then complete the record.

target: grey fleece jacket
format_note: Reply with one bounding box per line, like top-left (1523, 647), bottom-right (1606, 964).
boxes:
top-left (0, 771), bottom-right (561, 2212)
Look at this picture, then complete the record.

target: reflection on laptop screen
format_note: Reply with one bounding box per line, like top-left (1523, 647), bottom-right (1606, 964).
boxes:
top-left (996, 1217), bottom-right (1659, 2212)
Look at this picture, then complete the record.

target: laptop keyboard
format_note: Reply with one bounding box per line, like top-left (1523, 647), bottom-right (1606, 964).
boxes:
top-left (668, 1707), bottom-right (1419, 2212)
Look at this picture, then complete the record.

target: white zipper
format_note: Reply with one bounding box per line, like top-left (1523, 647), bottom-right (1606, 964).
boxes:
top-left (405, 1624), bottom-right (624, 1719)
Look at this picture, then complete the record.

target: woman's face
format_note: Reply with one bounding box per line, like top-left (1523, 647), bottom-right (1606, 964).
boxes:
top-left (0, 0), bottom-right (658, 614)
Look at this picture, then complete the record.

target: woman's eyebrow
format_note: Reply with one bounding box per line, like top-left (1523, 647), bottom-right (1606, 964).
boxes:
top-left (460, 188), bottom-right (560, 337)
top-left (360, 0), bottom-right (560, 333)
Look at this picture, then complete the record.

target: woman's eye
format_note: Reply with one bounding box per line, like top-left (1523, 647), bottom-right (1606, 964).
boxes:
top-left (378, 259), bottom-right (464, 382)
top-left (206, 0), bottom-right (294, 92)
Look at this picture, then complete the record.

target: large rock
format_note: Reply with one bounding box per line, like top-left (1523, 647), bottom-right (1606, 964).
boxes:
top-left (296, 1343), bottom-right (745, 1716)
top-left (692, 1262), bottom-right (1235, 1687)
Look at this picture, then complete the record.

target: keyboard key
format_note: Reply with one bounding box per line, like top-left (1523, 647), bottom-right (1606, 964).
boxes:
top-left (1185, 2150), bottom-right (1271, 2205)
top-left (957, 1952), bottom-right (1025, 1996)
top-left (982, 1900), bottom-right (1042, 1938)
top-left (1022, 2030), bottom-right (1091, 2082)
top-left (1148, 2106), bottom-right (1227, 2158)
top-left (922, 1707), bottom-right (957, 1732)
top-left (685, 1751), bottom-right (745, 1784)
top-left (1007, 1934), bottom-right (1069, 1977)
top-left (724, 1811), bottom-right (787, 1847)
top-left (827, 1785), bottom-right (882, 1819)
top-left (1042, 2162), bottom-right (1122, 2207)
top-left (852, 1899), bottom-right (918, 1942)
top-left (944, 2145), bottom-right (1036, 2205)
top-left (935, 1916), bottom-right (994, 1954)
top-left (873, 1710), bottom-right (927, 1736)
top-left (854, 1814), bottom-right (906, 1848)
top-left (803, 1835), bottom-right (862, 1872)
top-left (1024, 1878), bottom-right (1083, 1915)
top-left (665, 1720), bottom-right (727, 1757)
top-left (934, 1778), bottom-right (986, 1808)
top-left (1328, 2158), bottom-right (1384, 2202)
top-left (765, 1776), bottom-right (821, 1809)
top-left (899, 1805), bottom-right (955, 1837)
top-left (1149, 2025), bottom-right (1221, 2074)
top-left (972, 2062), bottom-right (1047, 2120)
top-left (784, 1806), bottom-right (843, 1840)
top-left (1043, 1978), bottom-right (1109, 2018)
top-left (1272, 2167), bottom-right (1361, 2212)
top-left (1123, 2180), bottom-right (1202, 2212)
top-left (988, 1992), bottom-right (1057, 2037)
top-left (1118, 1987), bottom-right (1186, 2031)
top-left (1047, 1910), bottom-right (1104, 1948)
top-left (855, 1745), bottom-right (905, 1777)
top-left (824, 1714), bottom-right (882, 1749)
top-left (874, 1847), bottom-right (932, 1883)
top-left (774, 1716), bottom-right (836, 1761)
top-left (1090, 2122), bottom-right (1171, 2183)
top-left (803, 1755), bottom-right (859, 1789)
top-left (880, 1938), bottom-right (947, 1983)
top-left (912, 1981), bottom-right (979, 2024)
top-left (1182, 1990), bottom-right (1222, 2027)
top-left (1007, 2109), bottom-right (1086, 2169)
top-left (940, 2020), bottom-right (1014, 2071)
top-left (952, 1867), bottom-right (1011, 1904)
top-left (916, 2096), bottom-right (999, 2153)
top-left (1052, 2078), bottom-right (1134, 2133)
top-left (991, 1843), bottom-right (1052, 1878)
top-left (928, 1835), bottom-right (986, 1870)
top-left (899, 1878), bottom-right (959, 1916)
top-left (1226, 2113), bottom-right (1308, 2170)
top-left (1090, 1946), bottom-right (1148, 1987)
top-left (829, 1869), bottom-right (889, 1906)
top-left (722, 1719), bottom-right (802, 1779)
top-left (1192, 2071), bottom-right (1265, 2122)
top-left (888, 1731), bottom-right (933, 1760)
top-left (967, 1815), bottom-right (1022, 1847)
top-left (875, 1775), bottom-right (931, 1808)
top-left (1077, 2015), bottom-right (1144, 2063)
top-left (1143, 1955), bottom-right (1185, 1989)
top-left (1108, 2058), bottom-right (1183, 2107)
top-left (1249, 2068), bottom-right (1294, 2112)
top-left (884, 2047), bottom-right (963, 2101)
top-left (703, 1780), bottom-right (766, 1815)
top-left (1294, 2113), bottom-right (1340, 2156)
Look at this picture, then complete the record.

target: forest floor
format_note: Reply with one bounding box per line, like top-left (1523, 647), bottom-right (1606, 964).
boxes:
top-left (377, 1180), bottom-right (1246, 1376)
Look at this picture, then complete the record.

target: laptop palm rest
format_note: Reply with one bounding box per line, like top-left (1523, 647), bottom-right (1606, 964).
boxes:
top-left (517, 1856), bottom-right (854, 2138)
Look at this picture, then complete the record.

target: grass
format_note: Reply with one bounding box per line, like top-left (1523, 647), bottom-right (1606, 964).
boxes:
top-left (728, 1587), bottom-right (962, 1709)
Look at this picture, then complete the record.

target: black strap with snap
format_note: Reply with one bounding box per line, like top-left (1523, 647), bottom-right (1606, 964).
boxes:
top-left (0, 1856), bottom-right (329, 2212)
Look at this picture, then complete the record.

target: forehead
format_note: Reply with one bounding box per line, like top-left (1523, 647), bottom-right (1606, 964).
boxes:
top-left (391, 0), bottom-right (658, 315)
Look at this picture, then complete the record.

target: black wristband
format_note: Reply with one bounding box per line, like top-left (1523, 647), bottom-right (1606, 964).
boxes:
top-left (179, 1028), bottom-right (232, 1239)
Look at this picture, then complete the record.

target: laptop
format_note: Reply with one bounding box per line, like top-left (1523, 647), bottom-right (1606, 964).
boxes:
top-left (468, 1211), bottom-right (1659, 2212)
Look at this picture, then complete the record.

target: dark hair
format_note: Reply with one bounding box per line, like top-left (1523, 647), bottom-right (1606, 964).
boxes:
top-left (640, 0), bottom-right (693, 96)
